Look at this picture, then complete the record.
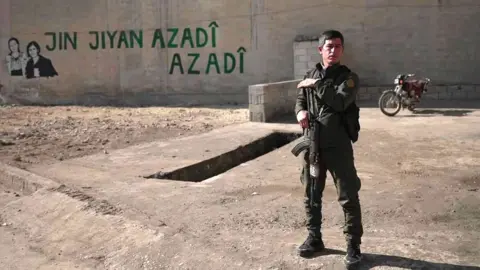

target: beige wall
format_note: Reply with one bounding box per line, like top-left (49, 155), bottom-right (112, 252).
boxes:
top-left (1, 0), bottom-right (480, 106)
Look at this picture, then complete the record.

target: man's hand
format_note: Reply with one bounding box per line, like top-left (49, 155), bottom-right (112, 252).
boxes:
top-left (297, 78), bottom-right (319, 89)
top-left (296, 110), bottom-right (309, 128)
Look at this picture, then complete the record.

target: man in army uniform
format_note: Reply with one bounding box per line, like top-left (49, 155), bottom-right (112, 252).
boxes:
top-left (294, 30), bottom-right (363, 267)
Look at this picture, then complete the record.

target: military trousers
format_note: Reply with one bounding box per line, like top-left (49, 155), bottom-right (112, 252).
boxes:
top-left (300, 144), bottom-right (363, 244)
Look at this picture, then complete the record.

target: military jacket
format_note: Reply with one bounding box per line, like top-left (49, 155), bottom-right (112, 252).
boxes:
top-left (294, 62), bottom-right (360, 148)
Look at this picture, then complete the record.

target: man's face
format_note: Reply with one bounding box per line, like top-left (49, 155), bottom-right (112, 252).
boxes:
top-left (318, 38), bottom-right (343, 66)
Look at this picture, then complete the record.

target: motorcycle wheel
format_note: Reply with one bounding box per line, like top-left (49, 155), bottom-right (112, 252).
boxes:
top-left (378, 90), bottom-right (402, 117)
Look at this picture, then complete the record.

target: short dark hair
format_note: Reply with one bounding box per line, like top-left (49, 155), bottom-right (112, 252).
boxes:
top-left (26, 41), bottom-right (41, 57)
top-left (318, 30), bottom-right (344, 47)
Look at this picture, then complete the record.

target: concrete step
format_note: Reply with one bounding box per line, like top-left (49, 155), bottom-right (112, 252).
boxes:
top-left (0, 163), bottom-right (172, 269)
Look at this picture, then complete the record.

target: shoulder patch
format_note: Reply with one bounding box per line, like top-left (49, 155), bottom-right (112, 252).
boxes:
top-left (346, 78), bottom-right (355, 88)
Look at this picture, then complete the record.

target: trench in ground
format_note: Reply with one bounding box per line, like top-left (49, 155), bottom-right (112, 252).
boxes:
top-left (145, 132), bottom-right (302, 182)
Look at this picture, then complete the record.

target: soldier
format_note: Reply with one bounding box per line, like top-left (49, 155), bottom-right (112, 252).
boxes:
top-left (294, 30), bottom-right (363, 267)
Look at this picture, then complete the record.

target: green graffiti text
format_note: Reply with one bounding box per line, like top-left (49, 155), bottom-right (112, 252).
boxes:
top-left (44, 32), bottom-right (78, 51)
top-left (168, 47), bottom-right (246, 75)
top-left (88, 30), bottom-right (143, 50)
top-left (39, 22), bottom-right (247, 75)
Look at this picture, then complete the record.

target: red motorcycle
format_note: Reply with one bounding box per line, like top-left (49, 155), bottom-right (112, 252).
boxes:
top-left (378, 74), bottom-right (431, 116)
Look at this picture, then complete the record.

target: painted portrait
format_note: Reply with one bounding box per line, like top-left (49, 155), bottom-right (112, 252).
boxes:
top-left (5, 37), bottom-right (28, 77)
top-left (25, 41), bottom-right (58, 79)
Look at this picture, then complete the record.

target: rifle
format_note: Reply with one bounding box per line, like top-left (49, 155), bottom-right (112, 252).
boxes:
top-left (291, 84), bottom-right (322, 179)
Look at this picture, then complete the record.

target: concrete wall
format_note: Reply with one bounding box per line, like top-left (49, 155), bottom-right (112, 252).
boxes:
top-left (249, 79), bottom-right (300, 122)
top-left (1, 0), bottom-right (480, 106)
top-left (249, 83), bottom-right (480, 123)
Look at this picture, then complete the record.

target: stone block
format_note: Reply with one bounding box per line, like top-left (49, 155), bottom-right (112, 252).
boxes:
top-left (294, 41), bottom-right (313, 49)
top-left (467, 91), bottom-right (480, 99)
top-left (248, 79), bottom-right (300, 122)
top-left (423, 92), bottom-right (439, 100)
top-left (249, 93), bottom-right (264, 105)
top-left (294, 62), bottom-right (307, 71)
top-left (441, 84), bottom-right (476, 100)
top-left (296, 68), bottom-right (308, 75)
top-left (294, 74), bottom-right (305, 80)
top-left (446, 85), bottom-right (466, 92)
top-left (450, 90), bottom-right (468, 100)
top-left (358, 87), bottom-right (368, 94)
top-left (370, 93), bottom-right (381, 100)
top-left (306, 47), bottom-right (318, 56)
top-left (295, 55), bottom-right (307, 62)
top-left (463, 85), bottom-right (476, 92)
top-left (249, 111), bottom-right (265, 122)
top-left (358, 93), bottom-right (372, 101)
top-left (294, 48), bottom-right (307, 56)
top-left (366, 86), bottom-right (386, 95)
top-left (450, 85), bottom-right (475, 95)
top-left (309, 54), bottom-right (319, 62)
top-left (431, 85), bottom-right (447, 93)
top-left (438, 91), bottom-right (452, 100)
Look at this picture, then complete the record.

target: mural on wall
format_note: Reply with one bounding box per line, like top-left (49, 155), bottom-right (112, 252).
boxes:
top-left (5, 37), bottom-right (27, 76)
top-left (4, 37), bottom-right (58, 79)
top-left (4, 21), bottom-right (244, 82)
top-left (25, 41), bottom-right (58, 78)
top-left (42, 21), bottom-right (247, 75)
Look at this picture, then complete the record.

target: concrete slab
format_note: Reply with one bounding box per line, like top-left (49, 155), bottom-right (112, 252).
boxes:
top-left (27, 122), bottom-right (301, 186)
top-left (2, 108), bottom-right (480, 269)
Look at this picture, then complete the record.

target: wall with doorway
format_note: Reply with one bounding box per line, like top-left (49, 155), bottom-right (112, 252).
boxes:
top-left (1, 0), bottom-right (480, 106)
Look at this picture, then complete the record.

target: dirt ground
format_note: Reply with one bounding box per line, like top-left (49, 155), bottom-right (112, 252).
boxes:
top-left (1, 105), bottom-right (480, 270)
top-left (0, 105), bottom-right (249, 169)
top-left (0, 104), bottom-right (247, 269)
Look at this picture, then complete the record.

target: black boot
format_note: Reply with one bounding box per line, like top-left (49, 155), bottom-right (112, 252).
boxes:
top-left (344, 242), bottom-right (362, 268)
top-left (298, 234), bottom-right (325, 258)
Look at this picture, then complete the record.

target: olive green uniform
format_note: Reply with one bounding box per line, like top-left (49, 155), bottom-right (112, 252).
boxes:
top-left (295, 62), bottom-right (363, 245)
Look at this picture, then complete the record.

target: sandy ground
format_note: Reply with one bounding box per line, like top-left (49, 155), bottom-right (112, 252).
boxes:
top-left (0, 105), bottom-right (249, 168)
top-left (0, 104), bottom-right (248, 269)
top-left (1, 105), bottom-right (480, 270)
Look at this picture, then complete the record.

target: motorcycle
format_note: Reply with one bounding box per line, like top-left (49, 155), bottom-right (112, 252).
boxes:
top-left (378, 74), bottom-right (431, 116)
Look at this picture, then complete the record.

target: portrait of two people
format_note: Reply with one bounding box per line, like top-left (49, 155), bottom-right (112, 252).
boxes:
top-left (5, 37), bottom-right (58, 79)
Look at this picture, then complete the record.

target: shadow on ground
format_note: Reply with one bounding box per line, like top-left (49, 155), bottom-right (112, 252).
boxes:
top-left (261, 108), bottom-right (474, 123)
top-left (401, 109), bottom-right (473, 117)
top-left (302, 249), bottom-right (480, 269)
top-left (360, 253), bottom-right (480, 270)
top-left (301, 248), bottom-right (347, 259)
